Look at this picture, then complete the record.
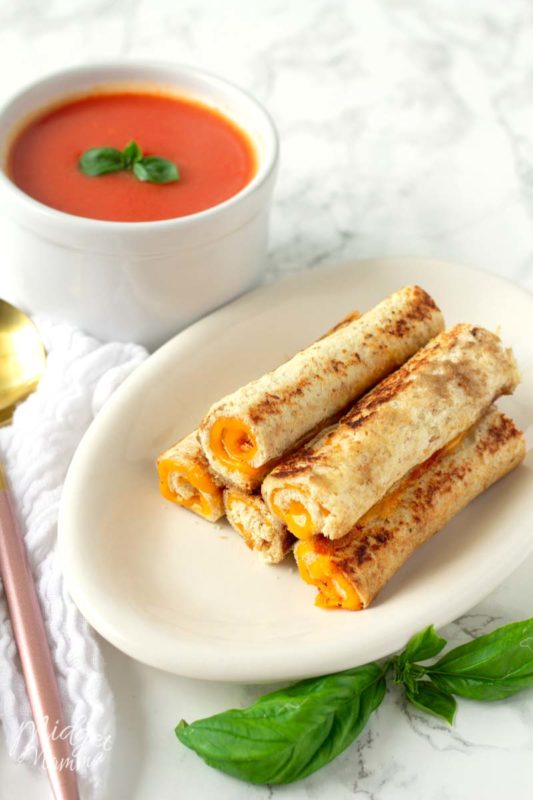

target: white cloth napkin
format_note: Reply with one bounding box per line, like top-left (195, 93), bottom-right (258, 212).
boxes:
top-left (0, 316), bottom-right (147, 799)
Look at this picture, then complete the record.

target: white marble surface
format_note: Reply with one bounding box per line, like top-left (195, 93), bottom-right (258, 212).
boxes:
top-left (0, 0), bottom-right (533, 798)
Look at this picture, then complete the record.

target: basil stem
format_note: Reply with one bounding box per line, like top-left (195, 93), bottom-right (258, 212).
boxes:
top-left (79, 140), bottom-right (179, 184)
top-left (393, 625), bottom-right (447, 692)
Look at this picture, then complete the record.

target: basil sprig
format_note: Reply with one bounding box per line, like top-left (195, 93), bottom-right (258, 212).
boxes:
top-left (79, 140), bottom-right (179, 184)
top-left (176, 618), bottom-right (533, 785)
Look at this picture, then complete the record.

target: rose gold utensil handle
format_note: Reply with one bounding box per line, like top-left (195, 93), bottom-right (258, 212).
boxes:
top-left (0, 475), bottom-right (79, 800)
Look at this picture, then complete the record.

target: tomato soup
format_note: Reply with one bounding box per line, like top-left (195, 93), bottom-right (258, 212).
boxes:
top-left (7, 91), bottom-right (256, 222)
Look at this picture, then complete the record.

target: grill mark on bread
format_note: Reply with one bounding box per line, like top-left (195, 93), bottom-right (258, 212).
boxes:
top-left (313, 458), bottom-right (475, 569)
top-left (345, 327), bottom-right (492, 426)
top-left (224, 287), bottom-right (441, 427)
top-left (382, 286), bottom-right (439, 336)
top-left (248, 381), bottom-right (312, 423)
top-left (296, 408), bottom-right (525, 607)
top-left (269, 324), bottom-right (516, 483)
top-left (267, 446), bottom-right (325, 478)
top-left (201, 286), bottom-right (445, 492)
top-left (476, 412), bottom-right (522, 454)
top-left (307, 412), bottom-right (524, 570)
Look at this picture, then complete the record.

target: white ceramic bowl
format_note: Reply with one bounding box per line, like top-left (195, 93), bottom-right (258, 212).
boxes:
top-left (0, 62), bottom-right (279, 350)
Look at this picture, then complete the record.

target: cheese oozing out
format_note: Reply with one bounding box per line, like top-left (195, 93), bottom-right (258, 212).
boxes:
top-left (158, 456), bottom-right (222, 520)
top-left (270, 492), bottom-right (316, 538)
top-left (295, 539), bottom-right (362, 610)
top-left (292, 428), bottom-right (472, 609)
top-left (209, 417), bottom-right (263, 476)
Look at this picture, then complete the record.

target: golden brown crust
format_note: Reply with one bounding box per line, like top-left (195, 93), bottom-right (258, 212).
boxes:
top-left (345, 325), bottom-right (518, 425)
top-left (264, 324), bottom-right (521, 539)
top-left (275, 325), bottom-right (518, 479)
top-left (380, 285), bottom-right (440, 336)
top-left (243, 288), bottom-right (440, 426)
top-left (200, 286), bottom-right (444, 491)
top-left (311, 408), bottom-right (525, 607)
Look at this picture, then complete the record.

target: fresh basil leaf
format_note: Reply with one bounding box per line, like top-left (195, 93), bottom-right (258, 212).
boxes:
top-left (123, 140), bottom-right (143, 167)
top-left (401, 625), bottom-right (447, 664)
top-left (427, 619), bottom-right (533, 701)
top-left (176, 663), bottom-right (386, 785)
top-left (79, 147), bottom-right (125, 176)
top-left (133, 156), bottom-right (180, 184)
top-left (79, 143), bottom-right (179, 184)
top-left (405, 680), bottom-right (456, 724)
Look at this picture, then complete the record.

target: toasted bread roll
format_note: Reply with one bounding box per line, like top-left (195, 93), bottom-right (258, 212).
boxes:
top-left (294, 408), bottom-right (525, 609)
top-left (264, 325), bottom-right (520, 540)
top-left (199, 286), bottom-right (444, 492)
top-left (157, 432), bottom-right (224, 522)
top-left (156, 311), bottom-right (362, 521)
top-left (224, 490), bottom-right (294, 564)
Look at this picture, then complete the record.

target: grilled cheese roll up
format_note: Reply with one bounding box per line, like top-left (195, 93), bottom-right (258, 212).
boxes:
top-left (224, 490), bottom-right (294, 564)
top-left (264, 324), bottom-right (520, 540)
top-left (199, 286), bottom-right (444, 492)
top-left (294, 408), bottom-right (525, 610)
top-left (157, 433), bottom-right (224, 522)
top-left (156, 311), bottom-right (362, 521)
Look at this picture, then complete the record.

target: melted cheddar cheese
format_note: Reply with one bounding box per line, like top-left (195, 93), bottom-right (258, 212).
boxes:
top-left (209, 417), bottom-right (264, 476)
top-left (157, 456), bottom-right (221, 519)
top-left (295, 539), bottom-right (362, 610)
top-left (270, 487), bottom-right (317, 538)
top-left (359, 427), bottom-right (469, 524)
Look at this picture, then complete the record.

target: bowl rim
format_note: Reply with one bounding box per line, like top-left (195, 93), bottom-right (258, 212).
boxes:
top-left (0, 60), bottom-right (279, 231)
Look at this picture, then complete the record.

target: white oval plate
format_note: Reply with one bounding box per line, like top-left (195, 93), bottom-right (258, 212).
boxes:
top-left (58, 258), bottom-right (533, 683)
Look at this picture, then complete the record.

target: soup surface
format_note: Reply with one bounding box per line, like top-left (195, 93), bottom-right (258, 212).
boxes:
top-left (7, 91), bottom-right (256, 222)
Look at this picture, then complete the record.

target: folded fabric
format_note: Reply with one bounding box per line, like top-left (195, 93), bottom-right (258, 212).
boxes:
top-left (0, 316), bottom-right (146, 799)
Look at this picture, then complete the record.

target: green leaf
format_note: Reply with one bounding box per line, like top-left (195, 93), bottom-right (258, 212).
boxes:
top-left (78, 142), bottom-right (179, 184)
top-left (392, 626), bottom-right (446, 692)
top-left (79, 147), bottom-right (125, 176)
top-left (133, 156), bottom-right (180, 184)
top-left (176, 663), bottom-right (386, 785)
top-left (405, 680), bottom-right (457, 724)
top-left (427, 619), bottom-right (533, 701)
top-left (123, 140), bottom-right (143, 167)
top-left (401, 625), bottom-right (447, 664)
